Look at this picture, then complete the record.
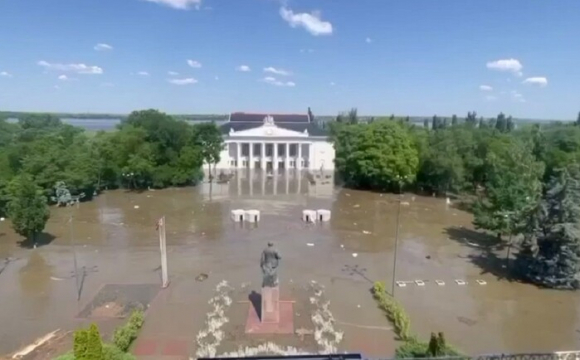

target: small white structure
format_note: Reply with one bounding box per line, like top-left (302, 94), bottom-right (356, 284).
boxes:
top-left (231, 209), bottom-right (245, 222)
top-left (414, 280), bottom-right (426, 287)
top-left (302, 209), bottom-right (317, 223)
top-left (316, 209), bottom-right (331, 222)
top-left (244, 209), bottom-right (261, 223)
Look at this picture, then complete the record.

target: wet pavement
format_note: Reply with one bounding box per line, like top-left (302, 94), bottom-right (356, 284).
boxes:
top-left (0, 169), bottom-right (578, 357)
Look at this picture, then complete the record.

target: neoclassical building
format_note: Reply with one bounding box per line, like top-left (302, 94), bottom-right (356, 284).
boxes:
top-left (215, 112), bottom-right (335, 171)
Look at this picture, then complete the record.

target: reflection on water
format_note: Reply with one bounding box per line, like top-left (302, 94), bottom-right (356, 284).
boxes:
top-left (0, 172), bottom-right (578, 356)
top-left (200, 169), bottom-right (334, 199)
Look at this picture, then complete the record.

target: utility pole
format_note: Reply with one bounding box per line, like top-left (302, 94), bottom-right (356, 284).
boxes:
top-left (157, 216), bottom-right (169, 288)
top-left (69, 214), bottom-right (80, 301)
top-left (391, 178), bottom-right (404, 297)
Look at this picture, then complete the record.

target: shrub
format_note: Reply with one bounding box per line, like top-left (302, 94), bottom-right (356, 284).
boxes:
top-left (103, 343), bottom-right (136, 360)
top-left (372, 281), bottom-right (411, 340)
top-left (113, 309), bottom-right (145, 352)
top-left (53, 352), bottom-right (74, 360)
top-left (395, 338), bottom-right (430, 358)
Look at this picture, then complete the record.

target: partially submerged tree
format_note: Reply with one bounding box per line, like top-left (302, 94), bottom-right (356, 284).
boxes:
top-left (7, 175), bottom-right (50, 246)
top-left (517, 166), bottom-right (580, 289)
top-left (472, 138), bottom-right (544, 260)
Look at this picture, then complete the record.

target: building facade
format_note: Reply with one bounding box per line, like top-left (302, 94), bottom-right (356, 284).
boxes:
top-left (215, 112), bottom-right (335, 171)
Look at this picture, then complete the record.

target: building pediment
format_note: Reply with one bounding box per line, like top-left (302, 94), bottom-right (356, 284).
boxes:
top-left (229, 124), bottom-right (309, 138)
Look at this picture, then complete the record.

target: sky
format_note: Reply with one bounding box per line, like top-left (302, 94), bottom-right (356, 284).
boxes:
top-left (0, 0), bottom-right (579, 119)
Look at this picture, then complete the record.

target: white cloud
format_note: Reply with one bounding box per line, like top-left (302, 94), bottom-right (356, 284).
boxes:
top-left (168, 71), bottom-right (179, 76)
top-left (237, 65), bottom-right (251, 72)
top-left (138, 71), bottom-right (150, 76)
top-left (262, 76), bottom-right (295, 87)
top-left (58, 75), bottom-right (69, 81)
top-left (365, 37), bottom-right (373, 43)
top-left (94, 43), bottom-right (113, 51)
top-left (479, 85), bottom-right (493, 91)
top-left (0, 71), bottom-right (12, 78)
top-left (511, 90), bottom-right (526, 103)
top-left (38, 60), bottom-right (103, 74)
top-left (168, 77), bottom-right (197, 85)
top-left (486, 58), bottom-right (523, 75)
top-left (264, 67), bottom-right (291, 76)
top-left (523, 76), bottom-right (548, 87)
top-left (143, 0), bottom-right (202, 10)
top-left (279, 7), bottom-right (333, 36)
top-left (187, 59), bottom-right (202, 68)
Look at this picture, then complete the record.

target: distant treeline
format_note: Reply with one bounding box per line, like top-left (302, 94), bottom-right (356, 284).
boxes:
top-left (0, 111), bottom-right (229, 122)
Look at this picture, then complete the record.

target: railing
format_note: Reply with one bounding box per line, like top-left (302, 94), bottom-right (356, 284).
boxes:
top-left (198, 352), bottom-right (580, 360)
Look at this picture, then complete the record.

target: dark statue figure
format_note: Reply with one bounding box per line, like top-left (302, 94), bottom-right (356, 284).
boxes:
top-left (260, 242), bottom-right (281, 288)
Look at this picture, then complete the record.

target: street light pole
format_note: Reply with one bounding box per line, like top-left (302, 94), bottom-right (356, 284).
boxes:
top-left (69, 214), bottom-right (80, 301)
top-left (391, 180), bottom-right (403, 297)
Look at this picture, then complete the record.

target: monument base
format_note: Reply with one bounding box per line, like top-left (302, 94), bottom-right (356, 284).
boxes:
top-left (261, 286), bottom-right (279, 323)
top-left (245, 300), bottom-right (294, 334)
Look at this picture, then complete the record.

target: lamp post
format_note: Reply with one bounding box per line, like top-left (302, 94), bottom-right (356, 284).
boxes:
top-left (391, 175), bottom-right (407, 297)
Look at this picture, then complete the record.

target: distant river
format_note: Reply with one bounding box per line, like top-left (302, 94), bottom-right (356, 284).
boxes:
top-left (6, 118), bottom-right (226, 131)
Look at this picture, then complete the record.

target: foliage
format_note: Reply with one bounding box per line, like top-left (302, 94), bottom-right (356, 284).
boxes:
top-left (371, 281), bottom-right (411, 340)
top-left (6, 174), bottom-right (50, 243)
top-left (472, 137), bottom-right (544, 239)
top-left (0, 109), bottom-right (218, 212)
top-left (516, 166), bottom-right (580, 289)
top-left (333, 120), bottom-right (419, 191)
top-left (113, 309), bottom-right (145, 352)
top-left (372, 282), bottom-right (461, 358)
top-left (73, 324), bottom-right (102, 360)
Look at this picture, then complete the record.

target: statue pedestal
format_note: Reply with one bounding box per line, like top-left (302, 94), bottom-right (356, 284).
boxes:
top-left (261, 286), bottom-right (279, 323)
top-left (245, 287), bottom-right (294, 334)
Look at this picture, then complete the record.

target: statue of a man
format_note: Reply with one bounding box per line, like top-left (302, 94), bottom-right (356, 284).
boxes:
top-left (260, 242), bottom-right (281, 288)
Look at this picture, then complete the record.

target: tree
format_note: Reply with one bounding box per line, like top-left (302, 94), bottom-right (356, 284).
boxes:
top-left (473, 138), bottom-right (544, 258)
top-left (431, 115), bottom-right (439, 130)
top-left (307, 107), bottom-right (314, 122)
top-left (73, 324), bottom-right (103, 360)
top-left (466, 111), bottom-right (477, 126)
top-left (192, 123), bottom-right (224, 179)
top-left (7, 175), bottom-right (50, 245)
top-left (451, 114), bottom-right (458, 126)
top-left (576, 112), bottom-right (580, 126)
top-left (333, 120), bottom-right (419, 191)
top-left (517, 167), bottom-right (580, 289)
top-left (495, 112), bottom-right (508, 133)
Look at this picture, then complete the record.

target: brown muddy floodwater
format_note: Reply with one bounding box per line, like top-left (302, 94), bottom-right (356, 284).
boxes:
top-left (0, 170), bottom-right (578, 357)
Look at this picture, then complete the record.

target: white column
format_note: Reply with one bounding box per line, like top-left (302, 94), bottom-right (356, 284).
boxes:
top-left (297, 143), bottom-right (302, 170)
top-left (285, 169), bottom-right (289, 194)
top-left (261, 142), bottom-right (266, 170)
top-left (236, 142), bottom-right (241, 169)
top-left (285, 143), bottom-right (290, 170)
top-left (273, 142), bottom-right (279, 170)
top-left (249, 142), bottom-right (254, 169)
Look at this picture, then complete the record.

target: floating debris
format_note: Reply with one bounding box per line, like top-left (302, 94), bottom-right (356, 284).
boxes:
top-left (352, 253), bottom-right (358, 258)
top-left (195, 273), bottom-right (209, 282)
top-left (306, 243), bottom-right (315, 247)
top-left (133, 205), bottom-right (139, 209)
top-left (415, 280), bottom-right (426, 287)
top-left (0, 217), bottom-right (4, 221)
top-left (476, 279), bottom-right (487, 285)
top-left (435, 280), bottom-right (445, 286)
top-left (362, 230), bottom-right (371, 235)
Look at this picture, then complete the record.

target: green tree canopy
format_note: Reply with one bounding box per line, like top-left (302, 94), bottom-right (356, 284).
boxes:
top-left (333, 120), bottom-right (419, 191)
top-left (7, 175), bottom-right (50, 244)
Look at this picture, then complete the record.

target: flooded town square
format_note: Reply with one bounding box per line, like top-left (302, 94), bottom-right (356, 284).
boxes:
top-left (1, 170), bottom-right (579, 358)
